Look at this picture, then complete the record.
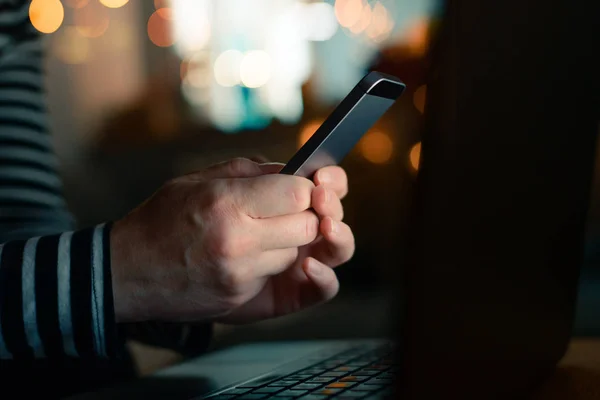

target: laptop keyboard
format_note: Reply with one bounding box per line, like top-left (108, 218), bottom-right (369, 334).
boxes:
top-left (204, 344), bottom-right (396, 400)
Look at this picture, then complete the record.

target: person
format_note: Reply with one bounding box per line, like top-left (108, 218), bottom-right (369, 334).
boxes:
top-left (0, 1), bottom-right (355, 397)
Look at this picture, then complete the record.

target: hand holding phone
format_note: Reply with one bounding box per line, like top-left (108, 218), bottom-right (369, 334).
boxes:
top-left (281, 71), bottom-right (406, 178)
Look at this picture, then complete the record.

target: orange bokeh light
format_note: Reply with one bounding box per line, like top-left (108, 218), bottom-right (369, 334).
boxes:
top-left (407, 19), bottom-right (430, 56)
top-left (148, 8), bottom-right (175, 47)
top-left (409, 142), bottom-right (421, 171)
top-left (74, 1), bottom-right (110, 38)
top-left (359, 131), bottom-right (393, 164)
top-left (334, 0), bottom-right (363, 28)
top-left (413, 85), bottom-right (427, 113)
top-left (298, 120), bottom-right (324, 148)
top-left (29, 0), bottom-right (64, 34)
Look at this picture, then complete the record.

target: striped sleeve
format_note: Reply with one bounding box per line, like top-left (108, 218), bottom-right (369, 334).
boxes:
top-left (0, 0), bottom-right (117, 359)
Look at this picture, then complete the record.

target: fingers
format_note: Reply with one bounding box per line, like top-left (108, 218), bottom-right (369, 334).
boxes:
top-left (255, 210), bottom-right (320, 250)
top-left (317, 217), bottom-right (355, 267)
top-left (232, 174), bottom-right (315, 218)
top-left (255, 247), bottom-right (299, 276)
top-left (257, 162), bottom-right (285, 175)
top-left (301, 257), bottom-right (340, 305)
top-left (313, 166), bottom-right (348, 199)
top-left (312, 185), bottom-right (344, 221)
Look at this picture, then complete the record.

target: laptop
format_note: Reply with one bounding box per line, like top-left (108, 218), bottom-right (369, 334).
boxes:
top-left (69, 0), bottom-right (599, 398)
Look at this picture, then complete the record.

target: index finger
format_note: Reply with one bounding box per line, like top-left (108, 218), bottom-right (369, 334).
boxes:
top-left (230, 173), bottom-right (315, 218)
top-left (313, 166), bottom-right (348, 199)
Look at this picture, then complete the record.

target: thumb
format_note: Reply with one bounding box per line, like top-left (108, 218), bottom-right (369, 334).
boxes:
top-left (300, 258), bottom-right (340, 306)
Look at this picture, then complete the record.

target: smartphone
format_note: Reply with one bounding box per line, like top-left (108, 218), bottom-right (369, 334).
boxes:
top-left (280, 71), bottom-right (406, 178)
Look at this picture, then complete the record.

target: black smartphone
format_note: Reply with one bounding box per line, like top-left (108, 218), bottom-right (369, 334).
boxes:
top-left (280, 71), bottom-right (406, 178)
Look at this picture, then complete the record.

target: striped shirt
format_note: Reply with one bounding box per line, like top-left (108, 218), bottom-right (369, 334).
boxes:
top-left (0, 0), bottom-right (116, 360)
top-left (0, 1), bottom-right (211, 396)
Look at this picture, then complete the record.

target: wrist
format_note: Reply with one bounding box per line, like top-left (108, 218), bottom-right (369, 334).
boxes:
top-left (110, 217), bottom-right (153, 322)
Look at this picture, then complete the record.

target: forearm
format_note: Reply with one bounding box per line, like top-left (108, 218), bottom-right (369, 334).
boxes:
top-left (0, 223), bottom-right (117, 359)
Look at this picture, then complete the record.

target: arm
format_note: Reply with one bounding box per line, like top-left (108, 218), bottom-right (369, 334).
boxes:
top-left (0, 0), bottom-right (118, 359)
top-left (0, 0), bottom-right (211, 360)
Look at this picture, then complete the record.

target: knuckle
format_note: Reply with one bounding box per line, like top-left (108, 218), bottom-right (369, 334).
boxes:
top-left (290, 180), bottom-right (313, 211)
top-left (227, 157), bottom-right (253, 176)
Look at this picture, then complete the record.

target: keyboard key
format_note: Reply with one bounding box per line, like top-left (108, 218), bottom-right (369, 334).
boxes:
top-left (222, 388), bottom-right (252, 395)
top-left (308, 377), bottom-right (336, 384)
top-left (326, 382), bottom-right (356, 389)
top-left (352, 371), bottom-right (379, 376)
top-left (301, 369), bottom-right (327, 375)
top-left (254, 387), bottom-right (284, 394)
top-left (298, 396), bottom-right (329, 400)
top-left (313, 389), bottom-right (343, 396)
top-left (321, 372), bottom-right (346, 377)
top-left (268, 381), bottom-right (301, 387)
top-left (352, 384), bottom-right (385, 392)
top-left (336, 391), bottom-right (368, 399)
top-left (292, 384), bottom-right (322, 390)
top-left (274, 390), bottom-right (309, 397)
top-left (340, 376), bottom-right (369, 382)
top-left (286, 375), bottom-right (312, 381)
top-left (238, 395), bottom-right (269, 400)
top-left (333, 366), bottom-right (356, 372)
top-left (207, 396), bottom-right (236, 400)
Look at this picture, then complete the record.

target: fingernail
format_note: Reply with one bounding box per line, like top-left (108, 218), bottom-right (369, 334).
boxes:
top-left (317, 170), bottom-right (330, 184)
top-left (307, 258), bottom-right (324, 276)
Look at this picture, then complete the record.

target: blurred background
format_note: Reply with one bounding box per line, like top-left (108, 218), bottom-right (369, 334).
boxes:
top-left (27, 0), bottom-right (600, 375)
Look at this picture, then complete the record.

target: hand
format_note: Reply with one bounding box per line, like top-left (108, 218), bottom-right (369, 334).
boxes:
top-left (110, 158), bottom-right (321, 322)
top-left (217, 165), bottom-right (355, 324)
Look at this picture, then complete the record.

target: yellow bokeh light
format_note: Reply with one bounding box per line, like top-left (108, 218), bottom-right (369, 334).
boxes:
top-left (29, 0), bottom-right (64, 34)
top-left (409, 142), bottom-right (421, 171)
top-left (148, 8), bottom-right (175, 47)
top-left (298, 119), bottom-right (324, 148)
top-left (413, 85), bottom-right (427, 113)
top-left (349, 3), bottom-right (371, 35)
top-left (359, 131), bottom-right (393, 164)
top-left (64, 0), bottom-right (89, 9)
top-left (100, 0), bottom-right (129, 8)
top-left (52, 26), bottom-right (90, 64)
top-left (74, 1), bottom-right (110, 38)
top-left (334, 0), bottom-right (363, 28)
top-left (240, 51), bottom-right (272, 89)
top-left (214, 49), bottom-right (244, 87)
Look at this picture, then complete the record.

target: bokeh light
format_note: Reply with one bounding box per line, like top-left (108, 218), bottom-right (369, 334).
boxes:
top-left (148, 8), bottom-right (175, 47)
top-left (298, 119), bottom-right (324, 148)
top-left (29, 0), bottom-right (64, 34)
top-left (74, 1), bottom-right (110, 38)
top-left (366, 2), bottom-right (393, 42)
top-left (154, 0), bottom-right (170, 9)
top-left (359, 131), bottom-right (394, 164)
top-left (100, 0), bottom-right (129, 8)
top-left (64, 0), bottom-right (89, 9)
top-left (213, 50), bottom-right (244, 87)
top-left (409, 142), bottom-right (422, 171)
top-left (349, 3), bottom-right (372, 35)
top-left (413, 85), bottom-right (427, 113)
top-left (407, 18), bottom-right (430, 56)
top-left (181, 52), bottom-right (211, 88)
top-left (302, 2), bottom-right (339, 41)
top-left (52, 26), bottom-right (90, 64)
top-left (240, 51), bottom-right (272, 88)
top-left (334, 0), bottom-right (363, 28)
top-left (171, 1), bottom-right (212, 56)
